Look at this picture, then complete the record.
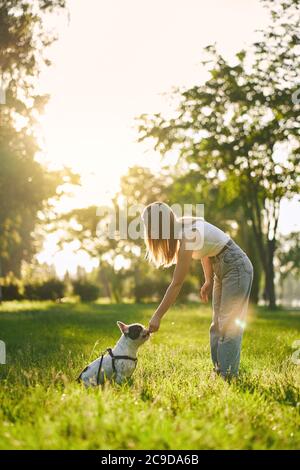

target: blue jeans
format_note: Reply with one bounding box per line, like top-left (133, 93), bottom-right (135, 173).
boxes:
top-left (210, 240), bottom-right (253, 378)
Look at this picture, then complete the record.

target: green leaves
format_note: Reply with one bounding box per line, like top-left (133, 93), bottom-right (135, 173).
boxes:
top-left (0, 0), bottom-right (75, 277)
top-left (136, 0), bottom-right (300, 307)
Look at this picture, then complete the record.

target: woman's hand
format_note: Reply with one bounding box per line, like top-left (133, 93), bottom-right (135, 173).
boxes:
top-left (148, 314), bottom-right (161, 333)
top-left (200, 281), bottom-right (213, 303)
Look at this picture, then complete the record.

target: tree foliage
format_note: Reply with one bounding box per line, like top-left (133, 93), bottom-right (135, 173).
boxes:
top-left (137, 0), bottom-right (300, 308)
top-left (0, 0), bottom-right (79, 282)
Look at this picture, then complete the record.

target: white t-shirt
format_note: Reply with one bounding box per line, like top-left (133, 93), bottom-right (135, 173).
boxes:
top-left (180, 218), bottom-right (230, 259)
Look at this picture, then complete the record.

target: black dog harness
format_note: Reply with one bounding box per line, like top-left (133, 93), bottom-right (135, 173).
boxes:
top-left (95, 348), bottom-right (137, 385)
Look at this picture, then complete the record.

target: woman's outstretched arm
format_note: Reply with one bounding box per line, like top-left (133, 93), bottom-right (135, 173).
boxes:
top-left (148, 241), bottom-right (193, 332)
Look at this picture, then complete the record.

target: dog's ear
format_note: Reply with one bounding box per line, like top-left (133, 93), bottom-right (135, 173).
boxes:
top-left (117, 321), bottom-right (129, 334)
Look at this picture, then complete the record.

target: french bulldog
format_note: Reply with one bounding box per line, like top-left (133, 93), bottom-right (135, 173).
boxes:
top-left (78, 321), bottom-right (150, 387)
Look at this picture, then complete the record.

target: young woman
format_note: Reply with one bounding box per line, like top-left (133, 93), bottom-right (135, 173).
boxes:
top-left (142, 201), bottom-right (253, 379)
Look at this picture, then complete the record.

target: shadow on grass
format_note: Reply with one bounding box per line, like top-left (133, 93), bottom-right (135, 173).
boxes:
top-left (255, 307), bottom-right (300, 331)
top-left (0, 301), bottom-right (209, 352)
top-left (233, 370), bottom-right (300, 408)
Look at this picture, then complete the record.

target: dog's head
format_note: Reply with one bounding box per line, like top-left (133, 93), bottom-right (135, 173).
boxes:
top-left (117, 321), bottom-right (150, 346)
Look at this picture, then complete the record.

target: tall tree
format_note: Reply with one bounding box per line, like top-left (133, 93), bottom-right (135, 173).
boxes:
top-left (0, 1), bottom-right (78, 298)
top-left (137, 0), bottom-right (300, 308)
top-left (278, 231), bottom-right (300, 280)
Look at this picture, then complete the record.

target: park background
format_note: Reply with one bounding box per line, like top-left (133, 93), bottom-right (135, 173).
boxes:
top-left (0, 0), bottom-right (299, 450)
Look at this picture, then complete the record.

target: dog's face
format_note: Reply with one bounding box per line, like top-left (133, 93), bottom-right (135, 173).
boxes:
top-left (117, 321), bottom-right (150, 346)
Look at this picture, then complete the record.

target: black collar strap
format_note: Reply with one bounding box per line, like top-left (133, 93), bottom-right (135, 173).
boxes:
top-left (95, 347), bottom-right (137, 385)
top-left (106, 347), bottom-right (137, 374)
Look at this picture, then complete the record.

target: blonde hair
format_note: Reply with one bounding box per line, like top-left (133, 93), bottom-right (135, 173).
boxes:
top-left (141, 202), bottom-right (180, 268)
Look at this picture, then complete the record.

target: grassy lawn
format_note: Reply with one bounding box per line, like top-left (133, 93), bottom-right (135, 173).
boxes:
top-left (0, 301), bottom-right (299, 450)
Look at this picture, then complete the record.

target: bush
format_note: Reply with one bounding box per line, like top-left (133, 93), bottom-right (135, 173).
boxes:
top-left (134, 279), bottom-right (169, 302)
top-left (72, 280), bottom-right (100, 302)
top-left (134, 278), bottom-right (196, 303)
top-left (24, 279), bottom-right (65, 301)
top-left (0, 283), bottom-right (22, 300)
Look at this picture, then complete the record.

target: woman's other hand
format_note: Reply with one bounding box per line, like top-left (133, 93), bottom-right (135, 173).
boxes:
top-left (200, 281), bottom-right (212, 303)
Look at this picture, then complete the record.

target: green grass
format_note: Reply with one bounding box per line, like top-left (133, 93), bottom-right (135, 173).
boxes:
top-left (0, 301), bottom-right (299, 450)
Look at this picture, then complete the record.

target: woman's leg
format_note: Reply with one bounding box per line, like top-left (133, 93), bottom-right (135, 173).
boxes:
top-left (217, 333), bottom-right (243, 378)
top-left (210, 273), bottom-right (221, 371)
top-left (217, 256), bottom-right (253, 378)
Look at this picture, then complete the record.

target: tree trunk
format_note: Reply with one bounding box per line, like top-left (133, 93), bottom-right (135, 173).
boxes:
top-left (264, 239), bottom-right (277, 309)
top-left (248, 210), bottom-right (277, 309)
top-left (0, 258), bottom-right (3, 304)
top-left (99, 267), bottom-right (112, 299)
top-left (134, 265), bottom-right (141, 303)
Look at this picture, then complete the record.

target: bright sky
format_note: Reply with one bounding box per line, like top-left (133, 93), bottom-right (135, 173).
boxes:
top-left (37, 0), bottom-right (300, 275)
